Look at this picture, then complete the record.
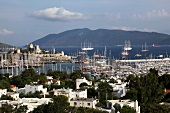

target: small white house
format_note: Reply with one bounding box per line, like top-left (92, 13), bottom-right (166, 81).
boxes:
top-left (71, 89), bottom-right (87, 99)
top-left (51, 88), bottom-right (72, 99)
top-left (17, 84), bottom-right (47, 95)
top-left (45, 76), bottom-right (60, 85)
top-left (107, 99), bottom-right (140, 113)
top-left (76, 77), bottom-right (92, 89)
top-left (51, 88), bottom-right (87, 101)
top-left (21, 98), bottom-right (52, 113)
top-left (70, 98), bottom-right (98, 109)
top-left (7, 92), bottom-right (19, 100)
top-left (109, 82), bottom-right (128, 98)
top-left (0, 89), bottom-right (7, 98)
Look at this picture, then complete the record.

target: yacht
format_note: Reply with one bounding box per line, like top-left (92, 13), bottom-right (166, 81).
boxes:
top-left (141, 43), bottom-right (148, 52)
top-left (124, 40), bottom-right (132, 51)
top-left (81, 42), bottom-right (94, 51)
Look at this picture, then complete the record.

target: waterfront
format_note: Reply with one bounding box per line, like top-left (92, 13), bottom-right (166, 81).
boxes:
top-left (0, 63), bottom-right (80, 75)
top-left (1, 45), bottom-right (170, 75)
top-left (42, 45), bottom-right (170, 59)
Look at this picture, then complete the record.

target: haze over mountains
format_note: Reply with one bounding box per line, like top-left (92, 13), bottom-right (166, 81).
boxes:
top-left (0, 42), bottom-right (14, 48)
top-left (2, 28), bottom-right (170, 48)
top-left (31, 28), bottom-right (170, 47)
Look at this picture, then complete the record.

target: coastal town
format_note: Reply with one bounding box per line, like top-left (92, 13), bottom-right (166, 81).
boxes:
top-left (0, 43), bottom-right (170, 113)
top-left (1, 0), bottom-right (170, 112)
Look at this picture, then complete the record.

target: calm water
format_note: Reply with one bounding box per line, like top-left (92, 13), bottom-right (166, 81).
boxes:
top-left (42, 45), bottom-right (170, 59)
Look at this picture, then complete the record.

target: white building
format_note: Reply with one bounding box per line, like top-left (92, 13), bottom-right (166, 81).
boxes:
top-left (50, 88), bottom-right (87, 101)
top-left (17, 84), bottom-right (47, 95)
top-left (28, 43), bottom-right (34, 49)
top-left (21, 98), bottom-right (52, 113)
top-left (35, 45), bottom-right (41, 53)
top-left (71, 89), bottom-right (87, 99)
top-left (10, 85), bottom-right (18, 92)
top-left (0, 98), bottom-right (52, 113)
top-left (76, 77), bottom-right (92, 89)
top-left (46, 76), bottom-right (60, 85)
top-left (70, 98), bottom-right (98, 109)
top-left (25, 84), bottom-right (47, 95)
top-left (107, 99), bottom-right (140, 113)
top-left (50, 88), bottom-right (72, 99)
top-left (0, 89), bottom-right (7, 98)
top-left (7, 92), bottom-right (19, 100)
top-left (109, 82), bottom-right (128, 98)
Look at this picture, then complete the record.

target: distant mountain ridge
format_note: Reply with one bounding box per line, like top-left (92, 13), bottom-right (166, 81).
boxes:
top-left (0, 42), bottom-right (14, 48)
top-left (31, 28), bottom-right (170, 47)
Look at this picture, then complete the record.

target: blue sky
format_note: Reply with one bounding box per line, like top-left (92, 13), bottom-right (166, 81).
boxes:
top-left (0, 0), bottom-right (170, 46)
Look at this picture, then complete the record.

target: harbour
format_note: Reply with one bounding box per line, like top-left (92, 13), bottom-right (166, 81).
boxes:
top-left (1, 44), bottom-right (170, 76)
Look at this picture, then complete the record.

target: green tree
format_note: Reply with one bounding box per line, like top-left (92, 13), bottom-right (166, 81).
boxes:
top-left (138, 69), bottom-right (164, 104)
top-left (0, 104), bottom-right (13, 113)
top-left (64, 79), bottom-right (76, 89)
top-left (119, 105), bottom-right (136, 113)
top-left (32, 95), bottom-right (70, 113)
top-left (123, 88), bottom-right (138, 101)
top-left (70, 70), bottom-right (82, 81)
top-left (75, 107), bottom-right (108, 113)
top-left (14, 105), bottom-right (28, 113)
top-left (98, 82), bottom-right (113, 100)
top-left (19, 91), bottom-right (42, 98)
top-left (10, 76), bottom-right (23, 88)
top-left (87, 88), bottom-right (98, 98)
top-left (159, 74), bottom-right (170, 89)
top-left (0, 80), bottom-right (10, 89)
top-left (162, 92), bottom-right (170, 102)
top-left (1, 94), bottom-right (13, 100)
top-left (126, 68), bottom-right (165, 113)
top-left (141, 104), bottom-right (170, 113)
top-left (79, 82), bottom-right (88, 88)
top-left (31, 104), bottom-right (45, 113)
top-left (109, 78), bottom-right (118, 84)
top-left (38, 73), bottom-right (47, 85)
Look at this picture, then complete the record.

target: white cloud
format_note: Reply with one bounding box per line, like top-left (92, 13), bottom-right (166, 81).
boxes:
top-left (112, 26), bottom-right (155, 32)
top-left (31, 7), bottom-right (87, 21)
top-left (104, 13), bottom-right (122, 20)
top-left (0, 29), bottom-right (14, 35)
top-left (115, 13), bottom-right (122, 19)
top-left (133, 9), bottom-right (169, 20)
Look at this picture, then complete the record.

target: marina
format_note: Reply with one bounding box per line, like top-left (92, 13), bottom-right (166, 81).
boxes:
top-left (1, 44), bottom-right (170, 77)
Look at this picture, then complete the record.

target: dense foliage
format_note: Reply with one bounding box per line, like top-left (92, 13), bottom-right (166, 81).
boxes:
top-left (125, 68), bottom-right (170, 113)
top-left (31, 95), bottom-right (107, 113)
top-left (10, 69), bottom-right (46, 88)
top-left (2, 67), bottom-right (170, 112)
top-left (0, 104), bottom-right (28, 113)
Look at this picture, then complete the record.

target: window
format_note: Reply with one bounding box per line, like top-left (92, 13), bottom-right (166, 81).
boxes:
top-left (88, 103), bottom-right (90, 106)
top-left (74, 102), bottom-right (77, 106)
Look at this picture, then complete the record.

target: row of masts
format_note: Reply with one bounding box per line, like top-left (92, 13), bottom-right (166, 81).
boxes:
top-left (122, 41), bottom-right (149, 58)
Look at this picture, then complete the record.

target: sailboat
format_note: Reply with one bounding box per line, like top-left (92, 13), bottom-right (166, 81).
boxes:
top-left (135, 51), bottom-right (142, 57)
top-left (124, 40), bottom-right (132, 51)
top-left (122, 48), bottom-right (128, 57)
top-left (81, 42), bottom-right (94, 51)
top-left (141, 43), bottom-right (148, 52)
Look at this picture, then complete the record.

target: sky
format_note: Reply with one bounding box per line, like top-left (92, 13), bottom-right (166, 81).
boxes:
top-left (0, 0), bottom-right (170, 47)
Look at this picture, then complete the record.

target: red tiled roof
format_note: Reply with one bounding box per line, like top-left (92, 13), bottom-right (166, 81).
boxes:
top-left (10, 85), bottom-right (16, 88)
top-left (164, 89), bottom-right (170, 95)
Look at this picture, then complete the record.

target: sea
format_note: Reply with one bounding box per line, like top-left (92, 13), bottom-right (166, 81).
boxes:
top-left (42, 45), bottom-right (170, 60)
top-left (1, 45), bottom-right (170, 75)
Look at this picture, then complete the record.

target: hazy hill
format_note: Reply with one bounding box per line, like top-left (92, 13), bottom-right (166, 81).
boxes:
top-left (0, 42), bottom-right (14, 48)
top-left (31, 28), bottom-right (170, 47)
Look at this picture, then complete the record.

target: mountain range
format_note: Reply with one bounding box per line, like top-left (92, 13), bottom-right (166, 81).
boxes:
top-left (0, 42), bottom-right (14, 48)
top-left (31, 28), bottom-right (170, 47)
